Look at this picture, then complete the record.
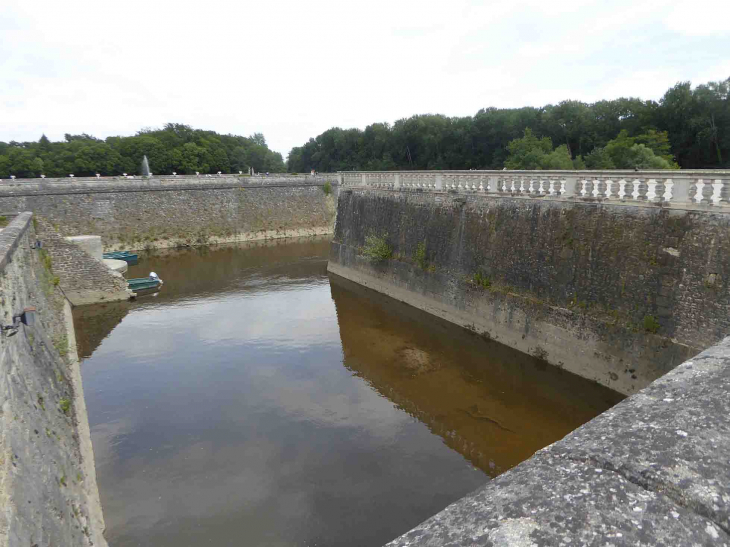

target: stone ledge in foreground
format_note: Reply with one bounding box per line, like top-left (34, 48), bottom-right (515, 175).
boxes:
top-left (385, 337), bottom-right (730, 546)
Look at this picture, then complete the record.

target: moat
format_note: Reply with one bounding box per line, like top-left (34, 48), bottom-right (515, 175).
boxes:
top-left (74, 237), bottom-right (623, 547)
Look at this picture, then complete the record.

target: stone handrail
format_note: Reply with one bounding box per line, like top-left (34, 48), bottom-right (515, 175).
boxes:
top-left (338, 170), bottom-right (730, 208)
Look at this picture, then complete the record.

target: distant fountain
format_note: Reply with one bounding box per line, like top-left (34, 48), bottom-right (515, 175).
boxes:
top-left (140, 155), bottom-right (151, 177)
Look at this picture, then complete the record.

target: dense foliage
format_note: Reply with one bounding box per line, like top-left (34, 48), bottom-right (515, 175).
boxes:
top-left (0, 123), bottom-right (286, 178)
top-left (288, 78), bottom-right (730, 171)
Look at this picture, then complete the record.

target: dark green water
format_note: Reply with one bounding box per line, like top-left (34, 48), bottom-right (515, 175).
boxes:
top-left (75, 238), bottom-right (623, 547)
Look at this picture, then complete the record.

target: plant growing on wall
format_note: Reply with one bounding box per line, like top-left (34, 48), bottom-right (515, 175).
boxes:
top-left (361, 234), bottom-right (392, 262)
top-left (414, 242), bottom-right (428, 269)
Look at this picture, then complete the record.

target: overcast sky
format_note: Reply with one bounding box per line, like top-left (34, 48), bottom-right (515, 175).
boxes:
top-left (2, 0), bottom-right (729, 157)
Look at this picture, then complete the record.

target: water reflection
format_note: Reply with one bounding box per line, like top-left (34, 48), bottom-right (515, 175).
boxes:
top-left (76, 238), bottom-right (622, 547)
top-left (330, 275), bottom-right (624, 476)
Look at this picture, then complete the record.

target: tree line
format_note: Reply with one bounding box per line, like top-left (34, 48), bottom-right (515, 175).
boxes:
top-left (0, 123), bottom-right (286, 178)
top-left (287, 78), bottom-right (729, 172)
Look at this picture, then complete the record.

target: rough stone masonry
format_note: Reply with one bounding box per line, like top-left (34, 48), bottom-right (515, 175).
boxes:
top-left (329, 188), bottom-right (730, 394)
top-left (0, 174), bottom-right (338, 250)
top-left (0, 213), bottom-right (107, 547)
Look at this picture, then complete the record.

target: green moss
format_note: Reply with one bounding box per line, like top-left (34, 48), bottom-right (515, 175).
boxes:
top-left (53, 334), bottom-right (68, 356)
top-left (322, 181), bottom-right (332, 195)
top-left (0, 216), bottom-right (8, 228)
top-left (39, 248), bottom-right (53, 272)
top-left (59, 398), bottom-right (71, 415)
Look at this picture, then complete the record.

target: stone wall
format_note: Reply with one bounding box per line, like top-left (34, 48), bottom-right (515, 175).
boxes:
top-left (385, 336), bottom-right (730, 546)
top-left (35, 221), bottom-right (131, 306)
top-left (0, 213), bottom-right (107, 547)
top-left (328, 188), bottom-right (730, 394)
top-left (0, 175), bottom-right (338, 250)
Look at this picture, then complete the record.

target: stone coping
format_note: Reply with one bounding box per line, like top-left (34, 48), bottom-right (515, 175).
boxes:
top-left (0, 212), bottom-right (32, 272)
top-left (0, 177), bottom-right (339, 198)
top-left (385, 337), bottom-right (730, 546)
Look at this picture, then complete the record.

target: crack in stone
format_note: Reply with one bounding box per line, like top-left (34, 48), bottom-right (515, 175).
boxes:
top-left (560, 453), bottom-right (730, 539)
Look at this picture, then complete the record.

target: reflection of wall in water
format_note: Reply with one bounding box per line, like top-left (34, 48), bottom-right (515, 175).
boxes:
top-left (73, 303), bottom-right (130, 359)
top-left (329, 275), bottom-right (623, 477)
top-left (74, 238), bottom-right (333, 358)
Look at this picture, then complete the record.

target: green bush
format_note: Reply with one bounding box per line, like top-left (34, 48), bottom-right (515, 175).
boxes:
top-left (362, 234), bottom-right (392, 262)
top-left (472, 272), bottom-right (492, 289)
top-left (414, 242), bottom-right (427, 269)
top-left (322, 181), bottom-right (332, 195)
top-left (643, 315), bottom-right (660, 333)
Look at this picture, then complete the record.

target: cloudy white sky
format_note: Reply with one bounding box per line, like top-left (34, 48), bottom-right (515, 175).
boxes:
top-left (2, 0), bottom-right (729, 157)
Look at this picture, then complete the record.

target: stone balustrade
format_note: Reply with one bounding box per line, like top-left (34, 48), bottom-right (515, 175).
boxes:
top-left (338, 170), bottom-right (730, 208)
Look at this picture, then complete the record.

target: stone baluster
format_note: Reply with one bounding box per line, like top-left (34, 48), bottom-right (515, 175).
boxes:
top-left (663, 178), bottom-right (674, 203)
top-left (582, 177), bottom-right (593, 199)
top-left (595, 177), bottom-right (607, 199)
top-left (500, 176), bottom-right (508, 193)
top-left (530, 177), bottom-right (540, 196)
top-left (607, 179), bottom-right (620, 200)
top-left (700, 179), bottom-right (714, 205)
top-left (720, 179), bottom-right (730, 206)
top-left (645, 178), bottom-right (657, 201)
top-left (621, 178), bottom-right (634, 200)
top-left (711, 179), bottom-right (723, 205)
top-left (687, 178), bottom-right (699, 203)
top-left (547, 177), bottom-right (558, 196)
top-left (487, 176), bottom-right (496, 193)
top-left (653, 178), bottom-right (666, 203)
top-left (634, 178), bottom-right (647, 201)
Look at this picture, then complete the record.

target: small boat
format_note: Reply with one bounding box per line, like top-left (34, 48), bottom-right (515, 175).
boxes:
top-left (128, 272), bottom-right (163, 292)
top-left (103, 251), bottom-right (139, 265)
